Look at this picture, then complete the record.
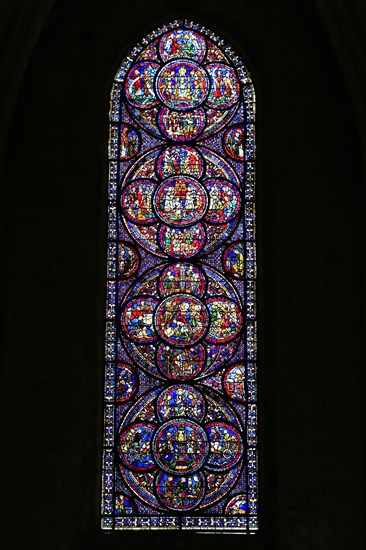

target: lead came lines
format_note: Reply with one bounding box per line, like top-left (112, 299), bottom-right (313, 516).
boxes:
top-left (102, 19), bottom-right (257, 532)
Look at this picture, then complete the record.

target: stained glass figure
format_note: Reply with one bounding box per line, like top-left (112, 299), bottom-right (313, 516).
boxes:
top-left (102, 19), bottom-right (257, 534)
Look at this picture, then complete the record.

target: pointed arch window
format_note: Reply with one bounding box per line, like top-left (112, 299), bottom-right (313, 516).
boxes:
top-left (102, 20), bottom-right (257, 533)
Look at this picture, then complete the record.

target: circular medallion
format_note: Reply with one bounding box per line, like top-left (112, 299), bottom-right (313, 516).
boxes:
top-left (119, 123), bottom-right (141, 160)
top-left (115, 493), bottom-right (136, 515)
top-left (156, 60), bottom-right (209, 111)
top-left (206, 297), bottom-right (243, 343)
top-left (120, 180), bottom-right (157, 225)
top-left (222, 242), bottom-right (245, 279)
top-left (156, 343), bottom-right (206, 380)
top-left (156, 145), bottom-right (204, 179)
top-left (158, 224), bottom-right (206, 258)
top-left (121, 297), bottom-right (158, 343)
top-left (157, 106), bottom-right (206, 141)
top-left (155, 471), bottom-right (205, 510)
top-left (158, 262), bottom-right (206, 298)
top-left (153, 176), bottom-right (208, 227)
top-left (159, 29), bottom-right (206, 63)
top-left (116, 363), bottom-right (138, 403)
top-left (205, 422), bottom-right (244, 471)
top-left (124, 61), bottom-right (160, 109)
top-left (156, 385), bottom-right (206, 422)
top-left (118, 422), bottom-right (156, 471)
top-left (154, 294), bottom-right (209, 346)
top-left (225, 494), bottom-right (248, 515)
top-left (118, 241), bottom-right (140, 279)
top-left (223, 124), bottom-right (245, 161)
top-left (223, 362), bottom-right (246, 402)
top-left (153, 419), bottom-right (209, 474)
top-left (205, 180), bottom-right (241, 224)
top-left (206, 64), bottom-right (240, 110)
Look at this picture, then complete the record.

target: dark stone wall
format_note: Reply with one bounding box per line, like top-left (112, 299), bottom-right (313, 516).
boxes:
top-left (1, 1), bottom-right (365, 549)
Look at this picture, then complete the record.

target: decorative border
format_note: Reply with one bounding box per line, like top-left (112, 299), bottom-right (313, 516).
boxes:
top-left (102, 19), bottom-right (257, 533)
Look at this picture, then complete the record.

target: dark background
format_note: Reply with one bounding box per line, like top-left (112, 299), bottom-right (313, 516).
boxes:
top-left (0, 1), bottom-right (365, 549)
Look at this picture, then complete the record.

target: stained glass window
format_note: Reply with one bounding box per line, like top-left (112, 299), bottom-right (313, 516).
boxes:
top-left (102, 19), bottom-right (257, 533)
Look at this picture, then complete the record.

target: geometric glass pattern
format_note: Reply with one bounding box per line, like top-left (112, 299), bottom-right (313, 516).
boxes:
top-left (102, 19), bottom-right (257, 533)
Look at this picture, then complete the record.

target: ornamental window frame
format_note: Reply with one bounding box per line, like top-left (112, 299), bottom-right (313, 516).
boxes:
top-left (101, 19), bottom-right (257, 534)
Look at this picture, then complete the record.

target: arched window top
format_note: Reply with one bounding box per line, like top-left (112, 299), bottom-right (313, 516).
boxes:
top-left (102, 20), bottom-right (257, 534)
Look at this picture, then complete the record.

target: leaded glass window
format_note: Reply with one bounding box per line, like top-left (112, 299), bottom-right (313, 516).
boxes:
top-left (102, 19), bottom-right (257, 533)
